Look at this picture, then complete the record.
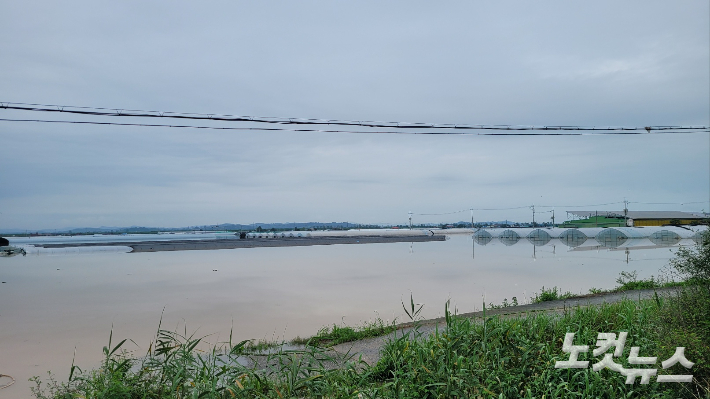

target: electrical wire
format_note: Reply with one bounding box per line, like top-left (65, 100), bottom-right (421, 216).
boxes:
top-left (631, 201), bottom-right (707, 205)
top-left (537, 202), bottom-right (626, 208)
top-left (418, 205), bottom-right (560, 216)
top-left (0, 118), bottom-right (708, 136)
top-left (416, 209), bottom-right (470, 216)
top-left (413, 201), bottom-right (706, 217)
top-left (1, 101), bottom-right (708, 132)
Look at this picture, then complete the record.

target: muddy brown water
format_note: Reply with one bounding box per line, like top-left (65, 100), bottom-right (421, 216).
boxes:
top-left (0, 235), bottom-right (685, 398)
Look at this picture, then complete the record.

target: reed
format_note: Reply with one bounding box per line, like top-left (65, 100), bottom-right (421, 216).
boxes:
top-left (30, 287), bottom-right (709, 398)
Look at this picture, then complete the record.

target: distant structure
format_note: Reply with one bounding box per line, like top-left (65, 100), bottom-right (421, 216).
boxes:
top-left (566, 211), bottom-right (707, 227)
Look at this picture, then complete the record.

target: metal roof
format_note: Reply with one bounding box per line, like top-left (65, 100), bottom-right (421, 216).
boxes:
top-left (566, 210), bottom-right (706, 219)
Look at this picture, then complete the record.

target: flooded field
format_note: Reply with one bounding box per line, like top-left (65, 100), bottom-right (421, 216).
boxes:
top-left (0, 233), bottom-right (694, 397)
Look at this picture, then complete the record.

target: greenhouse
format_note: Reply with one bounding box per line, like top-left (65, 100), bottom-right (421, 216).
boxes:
top-left (473, 230), bottom-right (493, 245)
top-left (648, 230), bottom-right (682, 246)
top-left (595, 228), bottom-right (629, 248)
top-left (526, 229), bottom-right (551, 246)
top-left (499, 229), bottom-right (520, 246)
top-left (558, 229), bottom-right (588, 247)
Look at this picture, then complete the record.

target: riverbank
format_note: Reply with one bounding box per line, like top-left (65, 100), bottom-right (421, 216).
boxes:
top-left (329, 286), bottom-right (682, 366)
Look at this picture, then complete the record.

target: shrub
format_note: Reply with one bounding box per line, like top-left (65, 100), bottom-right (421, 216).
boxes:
top-left (531, 286), bottom-right (574, 303)
top-left (670, 230), bottom-right (710, 284)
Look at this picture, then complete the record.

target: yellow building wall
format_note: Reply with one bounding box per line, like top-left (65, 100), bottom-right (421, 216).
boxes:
top-left (633, 219), bottom-right (698, 227)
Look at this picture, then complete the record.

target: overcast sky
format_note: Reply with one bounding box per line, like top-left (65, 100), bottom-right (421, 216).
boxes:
top-left (1, 1), bottom-right (708, 230)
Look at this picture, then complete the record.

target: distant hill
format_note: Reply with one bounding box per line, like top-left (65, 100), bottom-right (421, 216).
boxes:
top-left (0, 220), bottom-right (547, 235)
top-left (0, 222), bottom-right (370, 235)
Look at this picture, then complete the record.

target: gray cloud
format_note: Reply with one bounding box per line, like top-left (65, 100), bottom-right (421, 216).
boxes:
top-left (0, 0), bottom-right (708, 229)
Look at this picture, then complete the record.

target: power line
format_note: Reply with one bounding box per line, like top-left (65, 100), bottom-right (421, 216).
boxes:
top-left (413, 200), bottom-right (707, 216)
top-left (536, 201), bottom-right (625, 208)
top-left (631, 201), bottom-right (707, 205)
top-left (1, 101), bottom-right (708, 132)
top-left (415, 204), bottom-right (610, 216)
top-left (416, 209), bottom-right (471, 216)
top-left (1, 118), bottom-right (708, 136)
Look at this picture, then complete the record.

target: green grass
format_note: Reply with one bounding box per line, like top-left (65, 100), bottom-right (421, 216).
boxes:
top-left (486, 296), bottom-right (520, 309)
top-left (487, 270), bottom-right (694, 307)
top-left (530, 286), bottom-right (576, 303)
top-left (586, 270), bottom-right (696, 296)
top-left (291, 318), bottom-right (396, 347)
top-left (374, 292), bottom-right (709, 398)
top-left (486, 270), bottom-right (689, 309)
top-left (242, 339), bottom-right (283, 353)
top-left (558, 216), bottom-right (626, 228)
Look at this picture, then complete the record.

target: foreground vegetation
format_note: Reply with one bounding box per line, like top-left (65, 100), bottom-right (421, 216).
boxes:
top-left (31, 234), bottom-right (710, 398)
top-left (486, 268), bottom-right (693, 310)
top-left (30, 290), bottom-right (710, 398)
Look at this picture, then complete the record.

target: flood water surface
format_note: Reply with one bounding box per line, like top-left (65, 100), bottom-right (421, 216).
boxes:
top-left (0, 234), bottom-right (687, 397)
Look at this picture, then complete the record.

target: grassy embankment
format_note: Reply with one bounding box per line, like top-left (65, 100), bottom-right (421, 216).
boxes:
top-left (31, 236), bottom-right (710, 398)
top-left (299, 269), bottom-right (695, 344)
top-left (484, 269), bottom-right (693, 310)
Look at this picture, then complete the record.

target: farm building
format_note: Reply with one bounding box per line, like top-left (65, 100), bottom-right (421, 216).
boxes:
top-left (566, 210), bottom-right (707, 227)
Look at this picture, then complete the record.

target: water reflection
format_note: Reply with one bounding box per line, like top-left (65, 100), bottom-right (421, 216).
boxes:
top-left (595, 229), bottom-right (627, 248)
top-left (649, 230), bottom-right (681, 246)
top-left (473, 230), bottom-right (493, 245)
top-left (526, 229), bottom-right (551, 246)
top-left (559, 229), bottom-right (588, 247)
top-left (471, 226), bottom-right (704, 251)
top-left (499, 229), bottom-right (520, 246)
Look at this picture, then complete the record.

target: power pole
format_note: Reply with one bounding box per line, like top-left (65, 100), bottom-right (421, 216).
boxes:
top-left (623, 199), bottom-right (629, 227)
top-left (531, 205), bottom-right (535, 226)
top-left (551, 209), bottom-right (555, 227)
top-left (408, 211), bottom-right (413, 230)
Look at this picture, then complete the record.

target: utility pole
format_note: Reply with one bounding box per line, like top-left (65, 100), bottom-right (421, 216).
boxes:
top-left (551, 209), bottom-right (555, 227)
top-left (623, 199), bottom-right (629, 227)
top-left (531, 205), bottom-right (535, 226)
top-left (470, 209), bottom-right (474, 229)
top-left (408, 211), bottom-right (412, 230)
